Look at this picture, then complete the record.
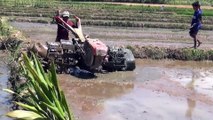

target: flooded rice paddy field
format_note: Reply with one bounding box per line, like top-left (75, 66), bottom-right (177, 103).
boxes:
top-left (8, 22), bottom-right (213, 120)
top-left (10, 22), bottom-right (213, 49)
top-left (59, 60), bottom-right (213, 120)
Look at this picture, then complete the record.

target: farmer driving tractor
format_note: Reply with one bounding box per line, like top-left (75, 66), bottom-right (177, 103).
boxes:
top-left (54, 10), bottom-right (81, 42)
top-left (31, 9), bottom-right (135, 76)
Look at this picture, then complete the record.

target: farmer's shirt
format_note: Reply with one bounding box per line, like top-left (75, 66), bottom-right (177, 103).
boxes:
top-left (191, 9), bottom-right (202, 29)
top-left (54, 16), bottom-right (77, 40)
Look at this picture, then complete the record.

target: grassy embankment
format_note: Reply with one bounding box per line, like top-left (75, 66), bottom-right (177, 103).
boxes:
top-left (91, 0), bottom-right (213, 5)
top-left (0, 16), bottom-right (25, 52)
top-left (167, 0), bottom-right (212, 5)
top-left (1, 1), bottom-right (213, 60)
top-left (0, 17), bottom-right (75, 120)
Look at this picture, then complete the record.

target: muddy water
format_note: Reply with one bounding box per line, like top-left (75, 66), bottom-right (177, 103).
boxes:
top-left (0, 53), bottom-right (11, 120)
top-left (59, 60), bottom-right (213, 120)
top-left (9, 22), bottom-right (213, 119)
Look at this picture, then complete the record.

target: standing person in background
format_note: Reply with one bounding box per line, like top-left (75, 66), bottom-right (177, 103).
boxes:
top-left (189, 1), bottom-right (203, 49)
top-left (53, 10), bottom-right (80, 42)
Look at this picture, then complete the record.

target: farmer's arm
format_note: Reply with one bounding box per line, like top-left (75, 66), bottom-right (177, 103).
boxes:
top-left (74, 15), bottom-right (81, 28)
top-left (198, 13), bottom-right (203, 24)
top-left (53, 10), bottom-right (63, 24)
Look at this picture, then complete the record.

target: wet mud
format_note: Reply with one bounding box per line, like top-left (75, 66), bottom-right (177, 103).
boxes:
top-left (59, 60), bottom-right (213, 120)
top-left (8, 22), bottom-right (213, 120)
top-left (10, 22), bottom-right (213, 49)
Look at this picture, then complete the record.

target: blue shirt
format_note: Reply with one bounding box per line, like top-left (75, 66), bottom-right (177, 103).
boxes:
top-left (191, 9), bottom-right (202, 28)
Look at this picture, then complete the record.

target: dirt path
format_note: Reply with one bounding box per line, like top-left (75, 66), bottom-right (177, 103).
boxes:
top-left (104, 2), bottom-right (213, 9)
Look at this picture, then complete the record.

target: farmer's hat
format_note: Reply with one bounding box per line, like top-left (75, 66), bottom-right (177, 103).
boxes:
top-left (192, 1), bottom-right (200, 7)
top-left (62, 11), bottom-right (70, 17)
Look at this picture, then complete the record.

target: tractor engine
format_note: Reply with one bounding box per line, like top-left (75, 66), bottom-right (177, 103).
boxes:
top-left (46, 40), bottom-right (82, 72)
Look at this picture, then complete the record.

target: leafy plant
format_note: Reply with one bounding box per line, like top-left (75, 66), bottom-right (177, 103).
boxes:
top-left (181, 48), bottom-right (207, 60)
top-left (6, 53), bottom-right (74, 120)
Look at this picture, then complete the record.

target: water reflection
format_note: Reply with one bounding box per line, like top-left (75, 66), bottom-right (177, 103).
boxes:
top-left (60, 80), bottom-right (134, 120)
top-left (58, 60), bottom-right (213, 120)
top-left (186, 98), bottom-right (196, 120)
top-left (0, 59), bottom-right (11, 120)
top-left (185, 70), bottom-right (197, 119)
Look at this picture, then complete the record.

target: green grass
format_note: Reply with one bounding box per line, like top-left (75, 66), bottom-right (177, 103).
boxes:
top-left (167, 0), bottom-right (213, 5)
top-left (62, 0), bottom-right (213, 5)
top-left (0, 0), bottom-right (55, 8)
top-left (0, 1), bottom-right (212, 30)
top-left (130, 45), bottom-right (213, 61)
top-left (0, 17), bottom-right (11, 36)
